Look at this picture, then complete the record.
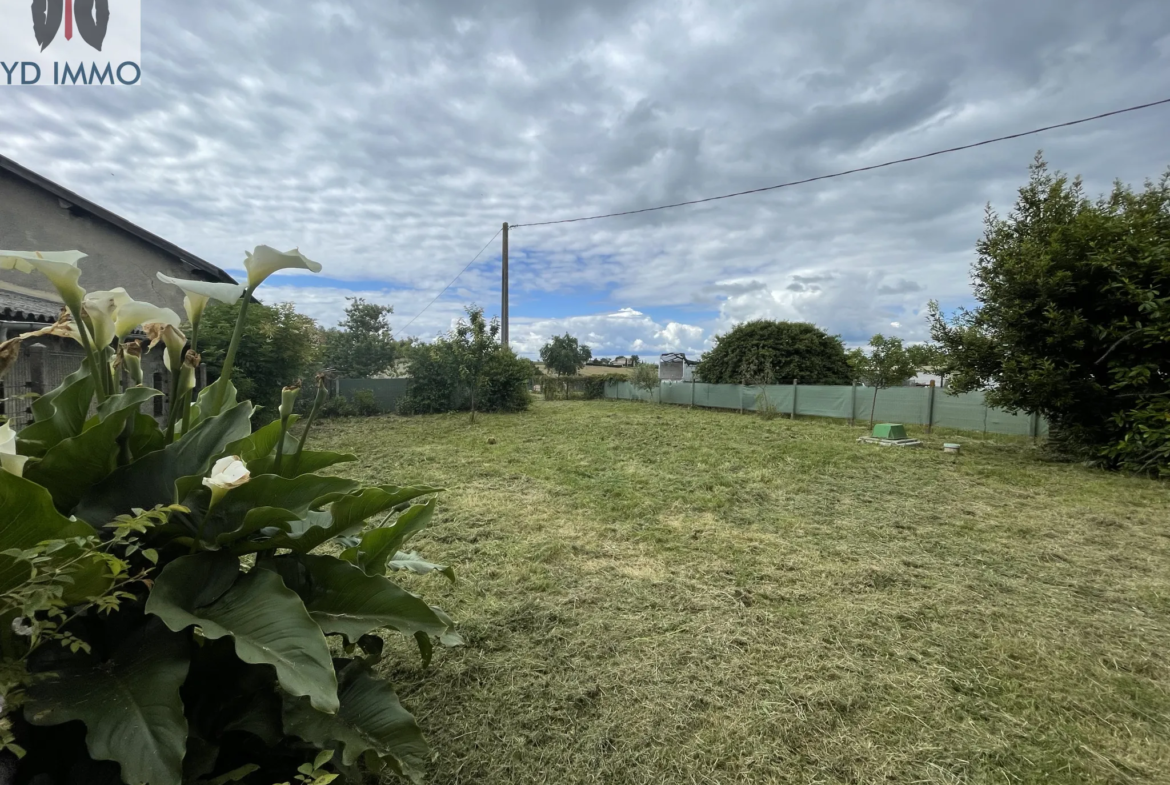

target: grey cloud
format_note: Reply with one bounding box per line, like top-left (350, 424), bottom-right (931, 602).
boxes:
top-left (1, 0), bottom-right (1167, 352)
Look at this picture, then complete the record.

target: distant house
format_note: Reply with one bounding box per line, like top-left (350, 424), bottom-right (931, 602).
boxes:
top-left (658, 352), bottom-right (699, 382)
top-left (614, 356), bottom-right (628, 367)
top-left (0, 153), bottom-right (239, 427)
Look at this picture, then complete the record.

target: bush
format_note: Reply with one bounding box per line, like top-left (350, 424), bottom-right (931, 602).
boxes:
top-left (539, 334), bottom-right (591, 377)
top-left (755, 390), bottom-right (780, 420)
top-left (630, 363), bottom-right (660, 402)
top-left (541, 374), bottom-right (626, 401)
top-left (399, 307), bottom-right (531, 417)
top-left (0, 245), bottom-right (461, 784)
top-left (697, 320), bottom-right (852, 386)
top-left (352, 388), bottom-right (381, 416)
top-left (930, 155), bottom-right (1170, 476)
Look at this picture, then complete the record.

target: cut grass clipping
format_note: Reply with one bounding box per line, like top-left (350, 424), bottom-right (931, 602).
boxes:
top-left (312, 400), bottom-right (1170, 785)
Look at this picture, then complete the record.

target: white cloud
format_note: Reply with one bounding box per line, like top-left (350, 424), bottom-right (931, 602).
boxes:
top-left (511, 307), bottom-right (706, 358)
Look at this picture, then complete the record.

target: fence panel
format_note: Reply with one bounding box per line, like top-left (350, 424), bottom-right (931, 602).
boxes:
top-left (601, 381), bottom-right (1046, 437)
top-left (338, 378), bottom-right (411, 413)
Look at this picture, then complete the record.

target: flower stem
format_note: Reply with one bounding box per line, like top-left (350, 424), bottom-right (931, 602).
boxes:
top-left (292, 381), bottom-right (328, 474)
top-left (216, 289), bottom-right (253, 409)
top-left (182, 322), bottom-right (201, 437)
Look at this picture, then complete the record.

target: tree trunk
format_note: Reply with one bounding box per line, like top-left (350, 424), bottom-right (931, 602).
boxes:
top-left (470, 388), bottom-right (477, 424)
top-left (869, 385), bottom-right (879, 429)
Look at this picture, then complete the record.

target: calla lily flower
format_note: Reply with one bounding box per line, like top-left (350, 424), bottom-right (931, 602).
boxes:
top-left (203, 455), bottom-right (250, 506)
top-left (82, 288), bottom-right (132, 348)
top-left (0, 422), bottom-right (29, 477)
top-left (156, 273), bottom-right (247, 327)
top-left (114, 301), bottom-right (183, 341)
top-left (244, 246), bottom-right (322, 289)
top-left (0, 250), bottom-right (87, 314)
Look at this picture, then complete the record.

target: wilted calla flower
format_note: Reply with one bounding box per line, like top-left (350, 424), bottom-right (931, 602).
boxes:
top-left (113, 301), bottom-right (183, 341)
top-left (0, 423), bottom-right (28, 477)
top-left (10, 617), bottom-right (34, 637)
top-left (280, 382), bottom-right (302, 420)
top-left (0, 251), bottom-right (87, 313)
top-left (243, 246), bottom-right (322, 289)
top-left (156, 273), bottom-right (247, 327)
top-left (203, 456), bottom-right (250, 505)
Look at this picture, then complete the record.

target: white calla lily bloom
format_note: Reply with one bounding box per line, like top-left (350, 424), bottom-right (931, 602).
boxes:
top-left (0, 422), bottom-right (29, 478)
top-left (82, 288), bottom-right (132, 348)
top-left (0, 250), bottom-right (87, 313)
top-left (114, 301), bottom-right (183, 341)
top-left (243, 246), bottom-right (322, 289)
top-left (203, 456), bottom-right (250, 505)
top-left (156, 273), bottom-right (247, 327)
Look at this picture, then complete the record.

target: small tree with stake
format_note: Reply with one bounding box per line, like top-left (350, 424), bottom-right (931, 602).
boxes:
top-left (630, 361), bottom-right (660, 403)
top-left (848, 335), bottom-right (919, 427)
top-left (451, 305), bottom-right (500, 424)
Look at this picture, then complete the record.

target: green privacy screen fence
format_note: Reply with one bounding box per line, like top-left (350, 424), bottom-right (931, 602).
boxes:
top-left (337, 378), bottom-right (411, 412)
top-left (603, 381), bottom-right (1048, 438)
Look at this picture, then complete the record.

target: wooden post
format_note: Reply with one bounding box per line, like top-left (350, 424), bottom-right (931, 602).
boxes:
top-left (791, 379), bottom-right (798, 420)
top-left (850, 381), bottom-right (857, 427)
top-left (501, 222), bottom-right (509, 345)
top-left (28, 343), bottom-right (47, 397)
top-left (690, 379), bottom-right (696, 409)
top-left (926, 380), bottom-right (936, 435)
top-left (1030, 412), bottom-right (1040, 443)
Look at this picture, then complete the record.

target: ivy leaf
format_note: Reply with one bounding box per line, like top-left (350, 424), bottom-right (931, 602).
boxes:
top-left (146, 552), bottom-right (339, 713)
top-left (24, 618), bottom-right (190, 785)
top-left (281, 663), bottom-right (429, 781)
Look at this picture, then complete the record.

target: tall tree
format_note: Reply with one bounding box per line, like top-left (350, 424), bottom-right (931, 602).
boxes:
top-left (847, 335), bottom-right (919, 427)
top-left (199, 301), bottom-right (320, 416)
top-left (324, 297), bottom-right (397, 379)
top-left (930, 154), bottom-right (1170, 474)
top-left (697, 321), bottom-right (851, 385)
top-left (540, 333), bottom-right (592, 376)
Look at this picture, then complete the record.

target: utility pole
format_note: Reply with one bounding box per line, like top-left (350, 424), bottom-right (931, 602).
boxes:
top-left (501, 222), bottom-right (509, 345)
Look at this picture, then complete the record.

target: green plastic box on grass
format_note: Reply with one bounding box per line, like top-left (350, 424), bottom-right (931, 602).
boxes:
top-left (872, 423), bottom-right (908, 440)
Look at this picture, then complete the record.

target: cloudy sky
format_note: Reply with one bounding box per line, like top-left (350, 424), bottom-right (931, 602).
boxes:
top-left (3, 0), bottom-right (1169, 357)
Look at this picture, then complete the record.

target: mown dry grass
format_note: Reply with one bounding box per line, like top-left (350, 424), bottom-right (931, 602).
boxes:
top-left (313, 400), bottom-right (1170, 785)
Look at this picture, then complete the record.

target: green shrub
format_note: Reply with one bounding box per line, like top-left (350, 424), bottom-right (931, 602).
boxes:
top-left (541, 374), bottom-right (626, 401)
top-left (399, 307), bottom-right (531, 418)
top-left (629, 363), bottom-right (660, 402)
top-left (319, 392), bottom-right (357, 418)
top-left (697, 320), bottom-right (852, 386)
top-left (755, 390), bottom-right (780, 420)
top-left (352, 388), bottom-right (381, 416)
top-left (0, 245), bottom-right (461, 784)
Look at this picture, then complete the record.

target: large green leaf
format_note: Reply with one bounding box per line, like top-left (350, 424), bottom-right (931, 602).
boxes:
top-left (196, 474), bottom-right (359, 545)
top-left (224, 416), bottom-right (297, 464)
top-left (146, 552), bottom-right (339, 713)
top-left (0, 471), bottom-right (95, 593)
top-left (17, 368), bottom-right (95, 458)
top-left (260, 554), bottom-right (451, 643)
top-left (249, 449), bottom-right (358, 478)
top-left (340, 500), bottom-right (436, 575)
top-left (194, 377), bottom-right (238, 424)
top-left (24, 388), bottom-right (160, 513)
top-left (129, 412), bottom-right (167, 460)
top-left (74, 401), bottom-right (254, 526)
top-left (281, 663), bottom-right (429, 780)
top-left (24, 618), bottom-right (190, 785)
top-left (255, 486), bottom-right (441, 555)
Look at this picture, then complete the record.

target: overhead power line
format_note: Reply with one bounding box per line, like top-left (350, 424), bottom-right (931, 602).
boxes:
top-left (400, 227), bottom-right (503, 333)
top-left (511, 97), bottom-right (1170, 229)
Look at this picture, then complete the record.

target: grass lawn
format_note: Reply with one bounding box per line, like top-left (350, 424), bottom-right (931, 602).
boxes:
top-left (313, 400), bottom-right (1170, 785)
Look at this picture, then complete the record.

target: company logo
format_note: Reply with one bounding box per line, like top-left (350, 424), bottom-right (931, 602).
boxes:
top-left (33, 0), bottom-right (111, 52)
top-left (1, 0), bottom-right (140, 86)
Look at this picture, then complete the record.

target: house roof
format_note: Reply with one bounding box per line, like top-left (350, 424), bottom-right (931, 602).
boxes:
top-left (0, 289), bottom-right (62, 324)
top-left (0, 153), bottom-right (236, 285)
top-left (660, 352), bottom-right (699, 365)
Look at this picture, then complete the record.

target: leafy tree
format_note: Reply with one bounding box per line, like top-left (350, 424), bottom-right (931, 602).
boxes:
top-left (399, 307), bottom-right (531, 418)
top-left (848, 334), bottom-right (920, 427)
top-left (697, 321), bottom-right (851, 385)
top-left (200, 301), bottom-right (320, 415)
top-left (930, 155), bottom-right (1170, 474)
top-left (630, 354), bottom-right (641, 366)
top-left (630, 361), bottom-right (660, 402)
top-left (539, 334), bottom-right (592, 376)
top-left (324, 297), bottom-right (397, 379)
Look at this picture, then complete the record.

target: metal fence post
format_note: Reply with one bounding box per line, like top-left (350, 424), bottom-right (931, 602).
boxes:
top-left (850, 381), bottom-right (856, 427)
top-left (28, 343), bottom-right (47, 397)
top-left (791, 379), bottom-right (797, 420)
top-left (926, 381), bottom-right (936, 435)
top-left (690, 379), bottom-right (696, 409)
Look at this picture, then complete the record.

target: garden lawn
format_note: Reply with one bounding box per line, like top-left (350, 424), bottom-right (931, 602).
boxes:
top-left (312, 400), bottom-right (1170, 785)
